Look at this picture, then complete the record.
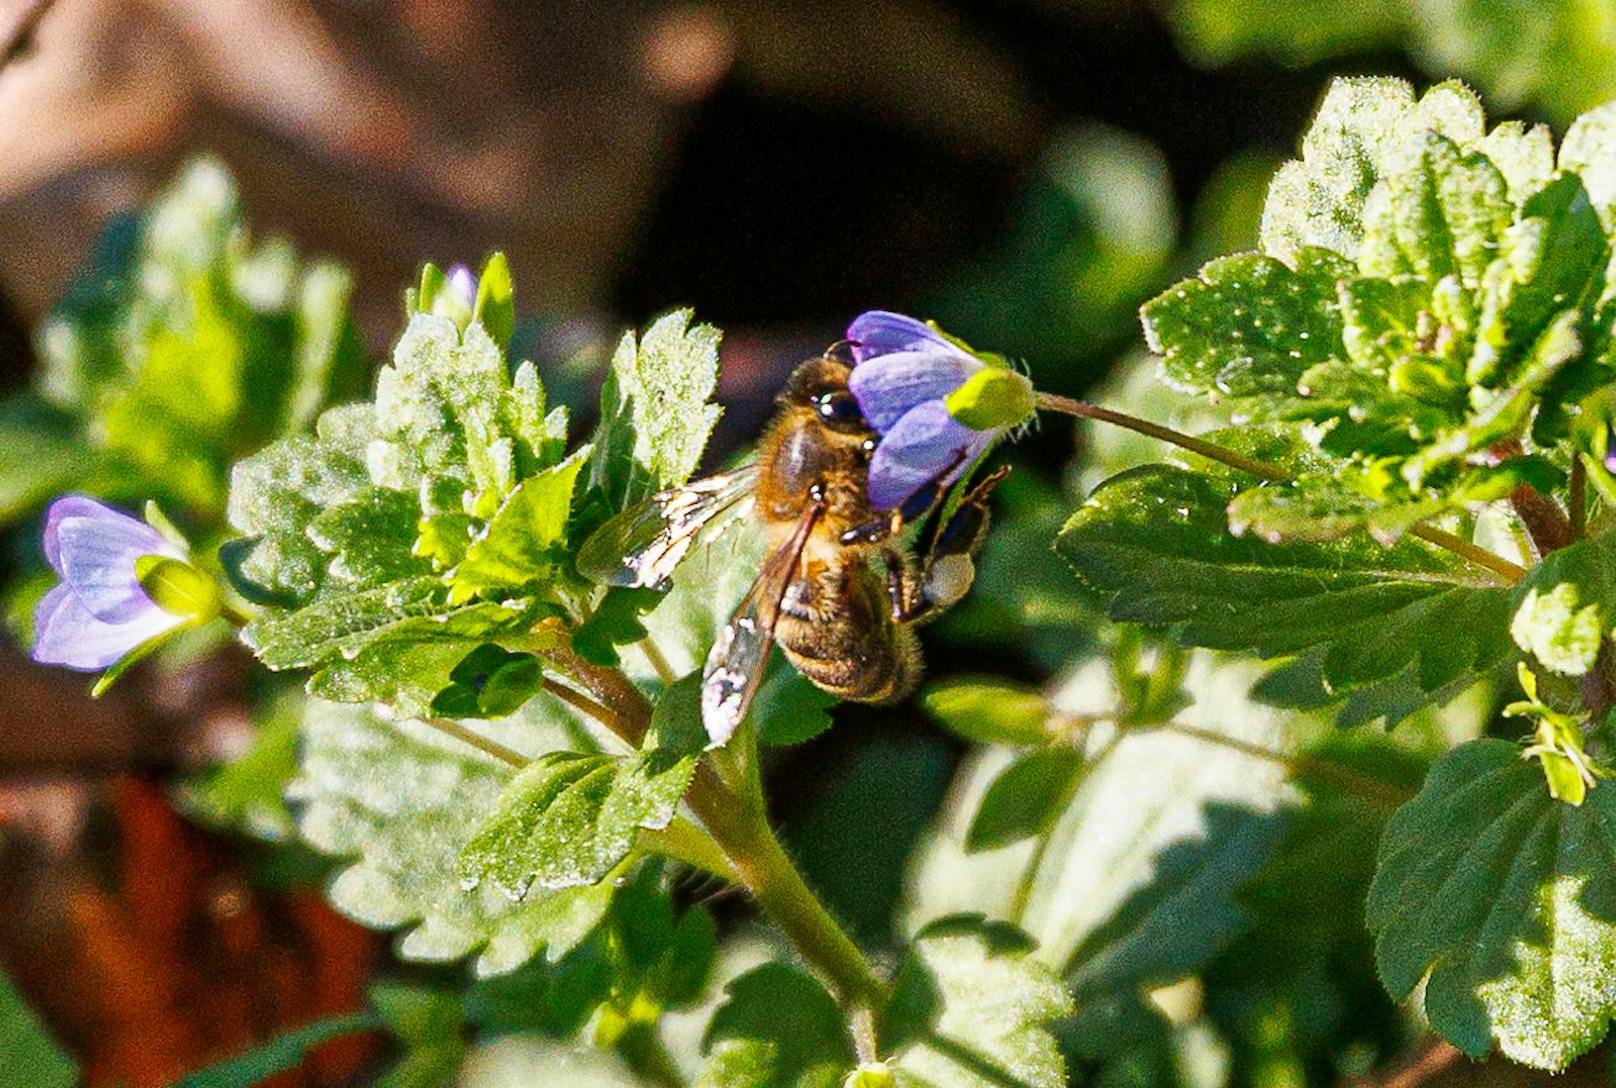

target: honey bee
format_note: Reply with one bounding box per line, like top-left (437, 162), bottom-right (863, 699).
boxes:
top-left (578, 352), bottom-right (1005, 745)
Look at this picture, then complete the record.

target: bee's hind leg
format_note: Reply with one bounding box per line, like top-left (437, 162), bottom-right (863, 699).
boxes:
top-left (887, 466), bottom-right (1009, 625)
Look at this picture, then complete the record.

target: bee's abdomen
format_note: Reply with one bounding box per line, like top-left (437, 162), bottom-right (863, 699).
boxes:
top-left (775, 566), bottom-right (921, 705)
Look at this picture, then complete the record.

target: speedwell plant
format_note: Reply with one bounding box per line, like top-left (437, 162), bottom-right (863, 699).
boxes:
top-left (17, 75), bottom-right (1616, 1084)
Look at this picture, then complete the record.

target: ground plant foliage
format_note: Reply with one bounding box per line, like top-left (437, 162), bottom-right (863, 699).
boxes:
top-left (15, 64), bottom-right (1616, 1088)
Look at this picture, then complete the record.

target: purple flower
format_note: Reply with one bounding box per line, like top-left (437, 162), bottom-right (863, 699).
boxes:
top-left (847, 311), bottom-right (1030, 511)
top-left (31, 497), bottom-right (190, 671)
top-left (447, 264), bottom-right (477, 311)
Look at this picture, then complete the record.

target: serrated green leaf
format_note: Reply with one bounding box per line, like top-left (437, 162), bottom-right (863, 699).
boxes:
top-left (921, 679), bottom-right (1053, 746)
top-left (1056, 462), bottom-right (1514, 723)
top-left (965, 748), bottom-right (1084, 853)
top-left (1259, 78), bottom-right (1485, 264)
top-left (589, 310), bottom-right (723, 509)
top-left (885, 915), bottom-right (1074, 1088)
top-left (1142, 249), bottom-right (1347, 402)
top-left (290, 699), bottom-right (614, 977)
top-left (457, 674), bottom-right (703, 896)
top-left (1510, 533), bottom-right (1616, 677)
top-left (448, 446), bottom-right (590, 604)
top-left (27, 156), bottom-right (366, 527)
top-left (0, 974), bottom-right (76, 1088)
top-left (1367, 738), bottom-right (1616, 1069)
top-left (696, 964), bottom-right (853, 1088)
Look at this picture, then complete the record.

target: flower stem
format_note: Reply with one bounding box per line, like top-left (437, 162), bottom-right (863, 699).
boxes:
top-left (1147, 720), bottom-right (1413, 810)
top-left (421, 716), bottom-right (529, 767)
top-left (1033, 391), bottom-right (1290, 481)
top-left (1404, 525), bottom-right (1526, 584)
top-left (1034, 390), bottom-right (1528, 584)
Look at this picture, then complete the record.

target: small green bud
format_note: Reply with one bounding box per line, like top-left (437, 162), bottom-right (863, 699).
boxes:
top-left (945, 367), bottom-right (1036, 431)
top-left (844, 1063), bottom-right (896, 1088)
top-left (135, 555), bottom-right (221, 621)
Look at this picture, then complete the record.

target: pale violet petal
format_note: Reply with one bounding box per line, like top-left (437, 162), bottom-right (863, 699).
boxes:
top-left (848, 349), bottom-right (982, 434)
top-left (55, 513), bottom-right (177, 624)
top-left (31, 583), bottom-right (182, 671)
top-left (847, 311), bottom-right (974, 364)
top-left (867, 401), bottom-right (992, 511)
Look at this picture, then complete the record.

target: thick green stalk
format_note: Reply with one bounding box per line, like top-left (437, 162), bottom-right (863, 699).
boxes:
top-left (559, 656), bottom-right (889, 1010)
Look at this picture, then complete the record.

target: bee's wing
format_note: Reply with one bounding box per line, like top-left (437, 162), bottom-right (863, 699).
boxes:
top-left (701, 493), bottom-right (824, 747)
top-left (576, 464), bottom-right (759, 589)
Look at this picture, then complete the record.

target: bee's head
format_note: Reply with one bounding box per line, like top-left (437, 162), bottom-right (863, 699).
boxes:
top-left (778, 355), bottom-right (867, 435)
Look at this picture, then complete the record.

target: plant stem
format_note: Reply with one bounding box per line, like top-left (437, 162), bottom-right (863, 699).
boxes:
top-left (553, 654), bottom-right (889, 1010)
top-left (639, 817), bottom-right (740, 883)
top-left (685, 763), bottom-right (890, 1008)
top-left (1404, 525), bottom-right (1526, 584)
top-left (1034, 392), bottom-right (1290, 481)
top-left (639, 637), bottom-right (678, 685)
top-left (1509, 483), bottom-right (1573, 556)
top-left (1149, 721), bottom-right (1413, 809)
top-left (1571, 456), bottom-right (1588, 540)
top-left (421, 716), bottom-right (529, 767)
top-left (543, 678), bottom-right (625, 738)
top-left (1034, 390), bottom-right (1528, 584)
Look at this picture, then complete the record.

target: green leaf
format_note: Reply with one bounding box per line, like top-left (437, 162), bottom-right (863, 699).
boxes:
top-left (0, 395), bottom-right (84, 524)
top-left (588, 309), bottom-right (723, 509)
top-left (368, 983), bottom-right (466, 1088)
top-left (753, 657), bottom-right (839, 746)
top-left (228, 283), bottom-right (576, 715)
top-left (922, 679), bottom-right (1054, 746)
top-left (1259, 78), bottom-right (1486, 265)
top-left (430, 645), bottom-right (544, 720)
top-left (29, 156), bottom-right (366, 525)
top-left (0, 974), bottom-right (76, 1088)
top-left (1510, 533), bottom-right (1616, 677)
top-left (472, 251), bottom-right (515, 349)
top-left (904, 653), bottom-right (1305, 999)
top-left (885, 915), bottom-right (1075, 1088)
top-left (456, 674), bottom-right (703, 896)
top-left (174, 1013), bottom-right (378, 1088)
top-left (696, 964), bottom-right (854, 1088)
top-left (965, 748), bottom-right (1084, 853)
top-left (290, 699), bottom-right (615, 976)
top-left (1367, 738), bottom-right (1616, 1069)
top-left (1142, 249), bottom-right (1347, 402)
top-left (1056, 462), bottom-right (1514, 724)
top-left (448, 446), bottom-right (590, 604)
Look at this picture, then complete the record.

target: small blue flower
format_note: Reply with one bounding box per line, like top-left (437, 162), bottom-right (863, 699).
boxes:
top-left (31, 496), bottom-right (191, 671)
top-left (846, 311), bottom-right (1030, 511)
top-left (447, 263), bottom-right (478, 311)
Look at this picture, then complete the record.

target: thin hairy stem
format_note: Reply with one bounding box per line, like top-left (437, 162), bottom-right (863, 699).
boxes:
top-left (1150, 721), bottom-right (1413, 809)
top-left (1346, 1038), bottom-right (1461, 1088)
top-left (542, 678), bottom-right (625, 738)
top-left (1034, 391), bottom-right (1527, 584)
top-left (1034, 392), bottom-right (1290, 481)
top-left (1405, 525), bottom-right (1526, 583)
top-left (1510, 483), bottom-right (1573, 556)
top-left (640, 817), bottom-right (740, 883)
top-left (421, 717), bottom-right (529, 767)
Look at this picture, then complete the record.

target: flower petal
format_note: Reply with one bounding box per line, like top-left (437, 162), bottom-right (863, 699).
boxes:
top-left (866, 401), bottom-right (993, 511)
top-left (849, 349), bottom-right (982, 434)
top-left (31, 583), bottom-right (182, 671)
top-left (49, 499), bottom-right (179, 623)
top-left (847, 311), bottom-right (974, 364)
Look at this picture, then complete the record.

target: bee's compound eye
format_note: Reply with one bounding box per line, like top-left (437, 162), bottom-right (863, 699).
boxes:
top-left (814, 391), bottom-right (866, 431)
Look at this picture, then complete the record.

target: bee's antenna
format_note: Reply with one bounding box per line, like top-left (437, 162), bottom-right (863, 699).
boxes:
top-left (825, 338), bottom-right (858, 364)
